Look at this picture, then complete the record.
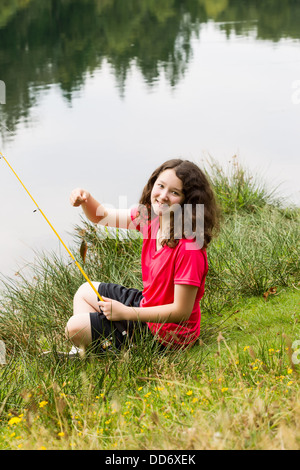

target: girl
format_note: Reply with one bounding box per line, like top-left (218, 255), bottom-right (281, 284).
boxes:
top-left (65, 159), bottom-right (219, 353)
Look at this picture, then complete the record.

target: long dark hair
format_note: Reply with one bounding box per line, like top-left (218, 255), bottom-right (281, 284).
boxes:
top-left (138, 159), bottom-right (220, 249)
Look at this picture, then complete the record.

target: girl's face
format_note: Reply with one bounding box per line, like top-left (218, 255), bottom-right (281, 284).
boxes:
top-left (151, 169), bottom-right (184, 217)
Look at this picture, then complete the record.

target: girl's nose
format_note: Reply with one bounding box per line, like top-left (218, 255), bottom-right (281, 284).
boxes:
top-left (160, 189), bottom-right (169, 201)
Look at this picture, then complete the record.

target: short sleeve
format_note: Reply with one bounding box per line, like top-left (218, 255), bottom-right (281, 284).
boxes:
top-left (174, 241), bottom-right (206, 287)
top-left (129, 206), bottom-right (141, 231)
top-left (129, 205), bottom-right (150, 234)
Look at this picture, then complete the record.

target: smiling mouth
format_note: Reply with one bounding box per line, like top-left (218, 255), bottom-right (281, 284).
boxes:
top-left (153, 200), bottom-right (171, 216)
top-left (155, 200), bottom-right (169, 208)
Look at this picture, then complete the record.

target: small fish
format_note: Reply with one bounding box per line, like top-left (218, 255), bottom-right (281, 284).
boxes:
top-left (79, 240), bottom-right (88, 264)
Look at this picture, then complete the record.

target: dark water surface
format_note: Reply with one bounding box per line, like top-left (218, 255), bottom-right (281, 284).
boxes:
top-left (0, 0), bottom-right (299, 277)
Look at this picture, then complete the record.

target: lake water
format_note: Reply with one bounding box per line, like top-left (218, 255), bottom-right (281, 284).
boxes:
top-left (0, 0), bottom-right (299, 279)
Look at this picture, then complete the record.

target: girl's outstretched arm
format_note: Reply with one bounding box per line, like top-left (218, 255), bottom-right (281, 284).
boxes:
top-left (98, 284), bottom-right (198, 324)
top-left (70, 188), bottom-right (132, 228)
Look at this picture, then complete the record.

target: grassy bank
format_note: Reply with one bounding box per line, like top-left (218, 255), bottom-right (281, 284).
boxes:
top-left (0, 161), bottom-right (299, 450)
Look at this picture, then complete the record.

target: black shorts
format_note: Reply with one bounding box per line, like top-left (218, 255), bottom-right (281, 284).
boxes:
top-left (89, 283), bottom-right (149, 351)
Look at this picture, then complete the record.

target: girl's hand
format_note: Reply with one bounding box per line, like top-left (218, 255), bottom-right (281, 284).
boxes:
top-left (98, 296), bottom-right (130, 321)
top-left (70, 188), bottom-right (90, 207)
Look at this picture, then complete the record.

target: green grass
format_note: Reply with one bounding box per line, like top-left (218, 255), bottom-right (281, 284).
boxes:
top-left (204, 156), bottom-right (284, 214)
top-left (0, 160), bottom-right (299, 450)
top-left (203, 206), bottom-right (300, 314)
top-left (0, 287), bottom-right (299, 450)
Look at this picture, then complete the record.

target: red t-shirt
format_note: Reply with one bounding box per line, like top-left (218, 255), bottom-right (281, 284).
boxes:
top-left (130, 207), bottom-right (208, 347)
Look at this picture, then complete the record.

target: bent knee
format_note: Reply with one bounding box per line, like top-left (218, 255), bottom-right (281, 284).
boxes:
top-left (65, 316), bottom-right (75, 339)
top-left (65, 314), bottom-right (92, 346)
top-left (73, 281), bottom-right (90, 299)
top-left (74, 281), bottom-right (100, 300)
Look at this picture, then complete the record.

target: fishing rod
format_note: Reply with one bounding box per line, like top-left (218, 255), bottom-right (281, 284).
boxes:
top-left (0, 150), bottom-right (127, 338)
top-left (0, 151), bottom-right (102, 299)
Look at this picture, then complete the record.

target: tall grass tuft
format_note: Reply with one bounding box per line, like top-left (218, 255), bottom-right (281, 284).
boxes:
top-left (203, 206), bottom-right (300, 315)
top-left (205, 156), bottom-right (283, 214)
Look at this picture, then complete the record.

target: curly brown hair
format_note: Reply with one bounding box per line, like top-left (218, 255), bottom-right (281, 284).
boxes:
top-left (138, 159), bottom-right (220, 249)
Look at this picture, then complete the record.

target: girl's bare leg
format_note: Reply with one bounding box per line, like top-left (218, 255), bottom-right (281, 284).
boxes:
top-left (73, 281), bottom-right (101, 315)
top-left (65, 282), bottom-right (100, 348)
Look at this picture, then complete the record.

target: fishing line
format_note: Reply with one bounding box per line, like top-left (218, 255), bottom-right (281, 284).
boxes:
top-left (0, 150), bottom-right (127, 337)
top-left (0, 150), bottom-right (103, 300)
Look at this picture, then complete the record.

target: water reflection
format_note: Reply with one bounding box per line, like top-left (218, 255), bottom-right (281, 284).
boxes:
top-left (0, 0), bottom-right (300, 138)
top-left (0, 0), bottom-right (299, 279)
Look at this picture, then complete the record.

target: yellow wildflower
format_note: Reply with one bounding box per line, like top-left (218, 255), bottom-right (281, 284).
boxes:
top-left (39, 401), bottom-right (48, 408)
top-left (8, 416), bottom-right (22, 426)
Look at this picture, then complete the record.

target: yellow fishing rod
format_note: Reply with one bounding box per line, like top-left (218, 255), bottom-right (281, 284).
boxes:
top-left (0, 150), bottom-right (104, 303)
